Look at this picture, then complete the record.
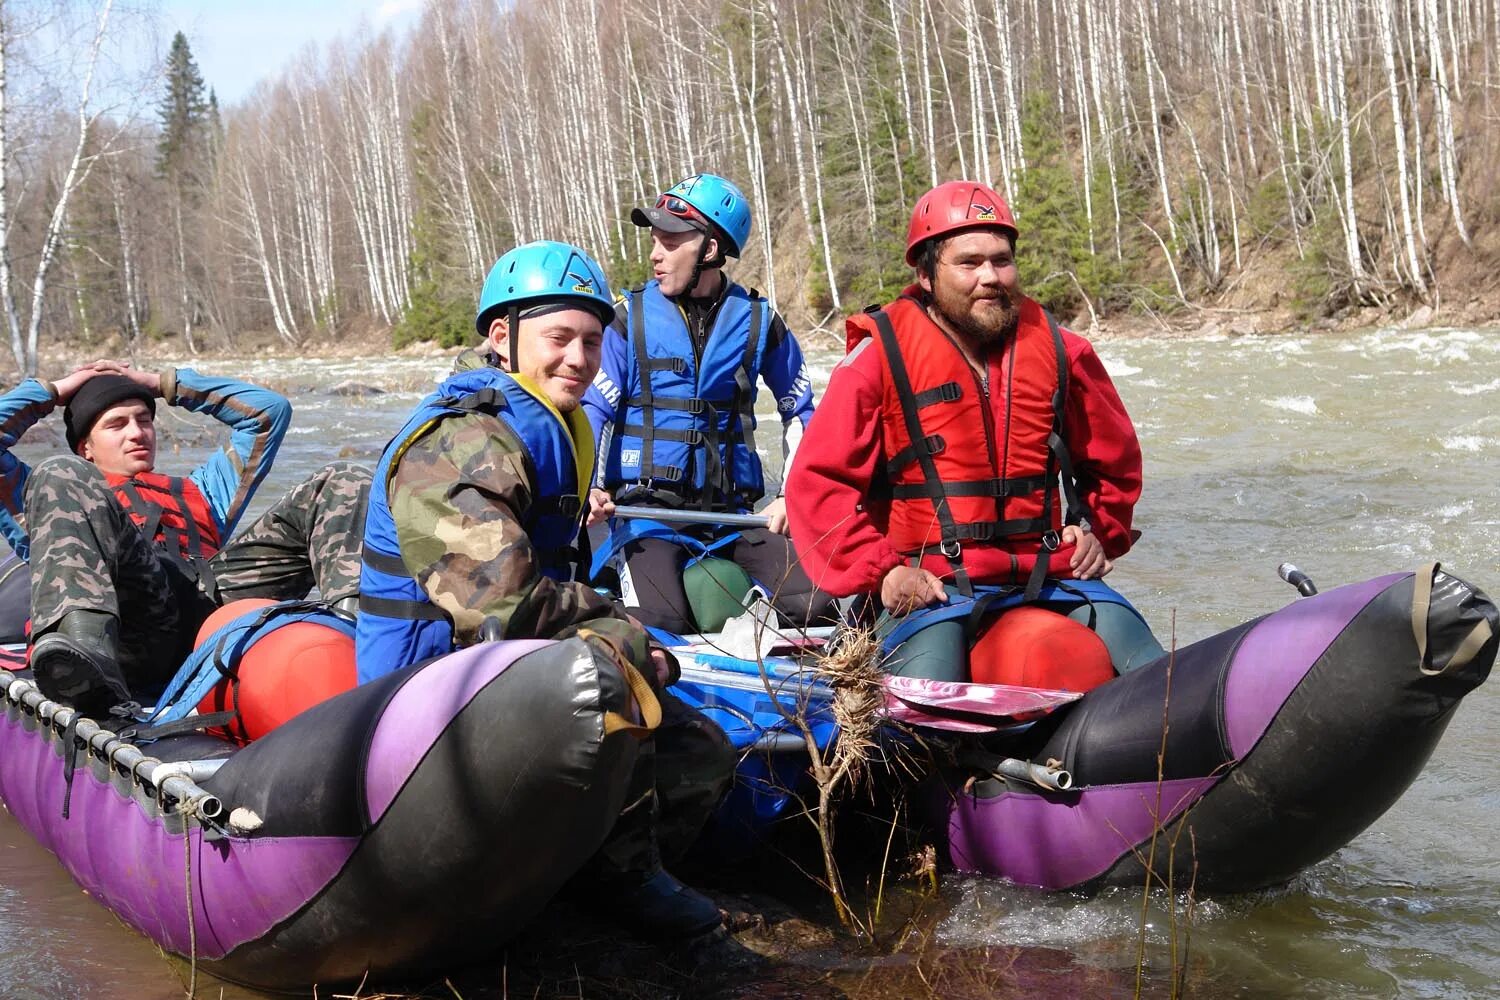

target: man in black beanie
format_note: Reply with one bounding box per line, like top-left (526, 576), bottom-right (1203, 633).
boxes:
top-left (0, 360), bottom-right (370, 719)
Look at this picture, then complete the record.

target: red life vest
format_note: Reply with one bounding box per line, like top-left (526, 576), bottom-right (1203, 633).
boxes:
top-left (845, 293), bottom-right (1085, 597)
top-left (105, 471), bottom-right (221, 560)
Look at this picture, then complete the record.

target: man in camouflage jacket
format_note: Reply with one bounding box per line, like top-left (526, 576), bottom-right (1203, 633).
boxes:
top-left (1, 360), bottom-right (370, 717)
top-left (358, 241), bottom-right (734, 944)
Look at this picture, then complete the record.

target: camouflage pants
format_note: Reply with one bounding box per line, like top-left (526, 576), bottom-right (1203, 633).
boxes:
top-left (26, 457), bottom-right (371, 694)
top-left (590, 690), bottom-right (738, 879)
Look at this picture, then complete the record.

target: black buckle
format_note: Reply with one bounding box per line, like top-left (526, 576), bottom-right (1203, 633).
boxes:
top-left (925, 434), bottom-right (946, 455)
top-left (936, 381), bottom-right (962, 402)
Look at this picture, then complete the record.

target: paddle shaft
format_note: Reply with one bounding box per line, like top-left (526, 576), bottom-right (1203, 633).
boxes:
top-left (612, 505), bottom-right (771, 529)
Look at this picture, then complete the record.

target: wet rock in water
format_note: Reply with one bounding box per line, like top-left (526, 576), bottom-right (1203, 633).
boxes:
top-left (1402, 304), bottom-right (1435, 329)
top-left (327, 380), bottom-right (385, 397)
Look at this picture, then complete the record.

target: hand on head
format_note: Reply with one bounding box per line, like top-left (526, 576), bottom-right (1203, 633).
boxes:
top-left (52, 361), bottom-right (161, 404)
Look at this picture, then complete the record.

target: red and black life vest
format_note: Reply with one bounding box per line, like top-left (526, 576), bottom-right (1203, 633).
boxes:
top-left (846, 294), bottom-right (1088, 598)
top-left (106, 471), bottom-right (221, 563)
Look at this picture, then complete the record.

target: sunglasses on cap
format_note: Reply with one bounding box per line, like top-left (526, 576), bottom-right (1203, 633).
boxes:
top-left (656, 194), bottom-right (710, 228)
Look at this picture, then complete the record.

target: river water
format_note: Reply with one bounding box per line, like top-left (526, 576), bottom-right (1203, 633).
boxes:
top-left (0, 325), bottom-right (1496, 998)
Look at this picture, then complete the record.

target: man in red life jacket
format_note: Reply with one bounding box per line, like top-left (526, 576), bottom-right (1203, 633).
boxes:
top-left (1, 361), bottom-right (368, 719)
top-left (786, 181), bottom-right (1154, 676)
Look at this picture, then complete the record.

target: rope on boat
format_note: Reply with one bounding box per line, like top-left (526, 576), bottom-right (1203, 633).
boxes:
top-left (0, 667), bottom-right (225, 825)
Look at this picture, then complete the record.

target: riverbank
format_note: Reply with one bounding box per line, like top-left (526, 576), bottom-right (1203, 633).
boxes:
top-left (12, 290), bottom-right (1497, 383)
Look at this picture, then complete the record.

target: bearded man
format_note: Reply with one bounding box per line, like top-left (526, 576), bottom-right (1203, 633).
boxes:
top-left (785, 181), bottom-right (1155, 680)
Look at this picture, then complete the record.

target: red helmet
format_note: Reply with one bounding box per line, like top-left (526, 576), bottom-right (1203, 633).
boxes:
top-left (905, 181), bottom-right (1018, 266)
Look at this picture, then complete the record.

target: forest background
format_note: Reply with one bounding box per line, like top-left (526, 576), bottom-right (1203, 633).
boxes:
top-left (1, 0), bottom-right (1497, 377)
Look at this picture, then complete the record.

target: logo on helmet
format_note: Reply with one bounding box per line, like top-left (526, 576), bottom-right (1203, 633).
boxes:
top-left (973, 203), bottom-right (997, 222)
top-left (569, 272), bottom-right (596, 294)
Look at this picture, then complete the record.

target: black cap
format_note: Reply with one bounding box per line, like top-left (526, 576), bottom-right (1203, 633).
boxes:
top-left (631, 204), bottom-right (706, 235)
top-left (64, 375), bottom-right (157, 453)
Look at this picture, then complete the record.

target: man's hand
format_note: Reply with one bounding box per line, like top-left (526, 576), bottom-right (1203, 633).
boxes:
top-left (1064, 524), bottom-right (1112, 579)
top-left (879, 564), bottom-right (947, 615)
top-left (762, 496), bottom-right (789, 535)
top-left (120, 366), bottom-right (163, 397)
top-left (586, 487), bottom-right (615, 527)
top-left (649, 646), bottom-right (676, 687)
top-left (51, 360), bottom-right (133, 403)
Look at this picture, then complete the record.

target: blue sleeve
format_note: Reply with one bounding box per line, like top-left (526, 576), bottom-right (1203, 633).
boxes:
top-left (0, 379), bottom-right (58, 560)
top-left (175, 368), bottom-right (292, 538)
top-left (761, 317), bottom-right (816, 429)
top-left (582, 320), bottom-right (632, 486)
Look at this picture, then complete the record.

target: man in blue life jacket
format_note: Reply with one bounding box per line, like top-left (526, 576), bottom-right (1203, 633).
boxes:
top-left (584, 173), bottom-right (835, 636)
top-left (356, 240), bottom-right (735, 943)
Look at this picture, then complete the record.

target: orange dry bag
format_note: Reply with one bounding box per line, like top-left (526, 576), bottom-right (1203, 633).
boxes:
top-left (194, 598), bottom-right (358, 743)
top-left (969, 605), bottom-right (1115, 692)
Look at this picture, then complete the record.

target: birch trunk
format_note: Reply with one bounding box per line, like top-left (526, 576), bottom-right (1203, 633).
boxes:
top-left (1420, 0), bottom-right (1470, 245)
top-left (1377, 0), bottom-right (1426, 294)
top-left (0, 8), bottom-right (25, 372)
top-left (24, 0), bottom-right (114, 374)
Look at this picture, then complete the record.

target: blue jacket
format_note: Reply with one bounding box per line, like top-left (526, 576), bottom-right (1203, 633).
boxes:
top-left (356, 366), bottom-right (591, 683)
top-left (0, 369), bottom-right (291, 561)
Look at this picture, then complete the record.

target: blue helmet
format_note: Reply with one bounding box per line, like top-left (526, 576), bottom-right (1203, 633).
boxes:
top-left (475, 240), bottom-right (614, 335)
top-left (637, 173), bottom-right (752, 258)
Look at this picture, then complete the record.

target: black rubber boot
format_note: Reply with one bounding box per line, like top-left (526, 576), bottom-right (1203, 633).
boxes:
top-left (606, 869), bottom-right (724, 941)
top-left (30, 610), bottom-right (130, 717)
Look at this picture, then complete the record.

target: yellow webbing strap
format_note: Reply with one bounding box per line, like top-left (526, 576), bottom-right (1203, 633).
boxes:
top-left (578, 627), bottom-right (662, 738)
top-left (1412, 561), bottom-right (1495, 677)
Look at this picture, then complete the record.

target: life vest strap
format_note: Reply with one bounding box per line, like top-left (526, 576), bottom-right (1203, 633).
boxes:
top-left (622, 423), bottom-right (703, 446)
top-left (358, 593), bottom-right (450, 621)
top-left (629, 289), bottom-right (658, 484)
top-left (912, 381), bottom-right (963, 408)
top-left (628, 395), bottom-right (709, 415)
top-left (873, 307), bottom-right (972, 596)
top-left (887, 434), bottom-right (946, 472)
top-left (726, 296), bottom-right (763, 510)
top-left (888, 474), bottom-right (1050, 501)
top-left (362, 547), bottom-right (408, 577)
top-left (534, 494), bottom-right (583, 520)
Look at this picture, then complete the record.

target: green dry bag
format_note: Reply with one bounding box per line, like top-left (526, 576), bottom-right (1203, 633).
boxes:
top-left (682, 557), bottom-right (756, 633)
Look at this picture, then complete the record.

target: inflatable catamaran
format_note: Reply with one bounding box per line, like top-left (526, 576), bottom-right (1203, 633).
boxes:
top-left (0, 561), bottom-right (1490, 988)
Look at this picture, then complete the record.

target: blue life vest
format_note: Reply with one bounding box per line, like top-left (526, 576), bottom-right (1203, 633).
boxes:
top-left (604, 280), bottom-right (770, 508)
top-left (356, 367), bottom-right (593, 683)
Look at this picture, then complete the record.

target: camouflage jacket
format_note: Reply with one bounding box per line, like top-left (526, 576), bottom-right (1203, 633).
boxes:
top-left (387, 351), bottom-right (646, 663)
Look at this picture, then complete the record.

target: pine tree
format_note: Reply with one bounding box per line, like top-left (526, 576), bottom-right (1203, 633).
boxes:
top-left (156, 32), bottom-right (212, 351)
top-left (158, 32), bottom-right (210, 186)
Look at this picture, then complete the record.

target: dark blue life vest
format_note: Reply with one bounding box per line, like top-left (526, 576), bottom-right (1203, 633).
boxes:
top-left (355, 367), bottom-right (592, 683)
top-left (603, 280), bottom-right (770, 509)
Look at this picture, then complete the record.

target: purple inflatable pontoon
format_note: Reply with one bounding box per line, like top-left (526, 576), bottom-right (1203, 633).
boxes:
top-left (0, 635), bottom-right (648, 990)
top-left (935, 565), bottom-right (1496, 892)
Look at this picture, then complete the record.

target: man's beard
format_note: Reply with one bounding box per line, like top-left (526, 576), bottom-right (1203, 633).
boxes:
top-left (933, 283), bottom-right (1021, 346)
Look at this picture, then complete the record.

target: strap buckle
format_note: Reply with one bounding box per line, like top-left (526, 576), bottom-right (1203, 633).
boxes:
top-left (1040, 529), bottom-right (1061, 552)
top-left (940, 538), bottom-right (962, 560)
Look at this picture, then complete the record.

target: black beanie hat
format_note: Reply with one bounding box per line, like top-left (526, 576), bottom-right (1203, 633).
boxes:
top-left (64, 375), bottom-right (157, 454)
